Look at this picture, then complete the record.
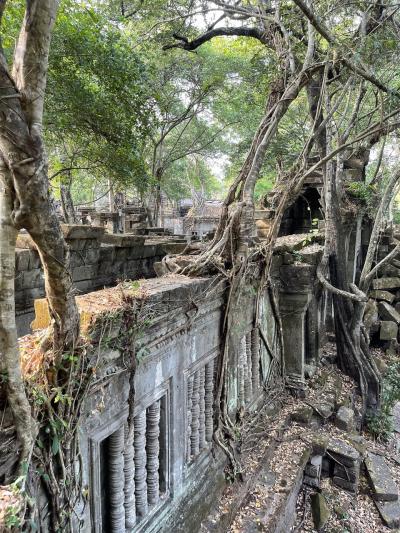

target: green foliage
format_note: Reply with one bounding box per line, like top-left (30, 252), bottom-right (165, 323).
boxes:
top-left (4, 505), bottom-right (21, 529)
top-left (346, 182), bottom-right (375, 204)
top-left (367, 359), bottom-right (400, 441)
top-left (45, 1), bottom-right (154, 193)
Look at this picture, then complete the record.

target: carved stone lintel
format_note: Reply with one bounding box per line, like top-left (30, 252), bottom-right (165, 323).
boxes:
top-left (108, 425), bottom-right (125, 532)
top-left (134, 411), bottom-right (148, 517)
top-left (146, 400), bottom-right (161, 506)
top-left (124, 423), bottom-right (136, 529)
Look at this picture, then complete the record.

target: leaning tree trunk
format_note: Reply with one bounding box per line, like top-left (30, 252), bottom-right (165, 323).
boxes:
top-left (60, 183), bottom-right (77, 224)
top-left (0, 161), bottom-right (37, 468)
top-left (0, 4), bottom-right (80, 353)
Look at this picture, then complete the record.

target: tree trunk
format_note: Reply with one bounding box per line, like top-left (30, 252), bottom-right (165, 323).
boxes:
top-left (0, 161), bottom-right (37, 468)
top-left (60, 183), bottom-right (77, 224)
top-left (0, 21), bottom-right (79, 351)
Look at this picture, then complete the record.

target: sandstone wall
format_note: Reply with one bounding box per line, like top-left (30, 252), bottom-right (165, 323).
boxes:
top-left (14, 230), bottom-right (166, 336)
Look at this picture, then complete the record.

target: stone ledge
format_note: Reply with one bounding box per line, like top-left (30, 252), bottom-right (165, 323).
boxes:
top-left (61, 224), bottom-right (105, 240)
top-left (100, 233), bottom-right (145, 247)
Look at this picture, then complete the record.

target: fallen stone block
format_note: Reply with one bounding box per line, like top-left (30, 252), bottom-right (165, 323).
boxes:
top-left (333, 476), bottom-right (358, 493)
top-left (311, 434), bottom-right (328, 454)
top-left (364, 299), bottom-right (379, 329)
top-left (375, 500), bottom-right (400, 529)
top-left (334, 463), bottom-right (359, 483)
top-left (291, 405), bottom-right (313, 424)
top-left (311, 400), bottom-right (335, 419)
top-left (327, 438), bottom-right (360, 468)
top-left (335, 406), bottom-right (355, 432)
top-left (370, 290), bottom-right (395, 303)
top-left (365, 452), bottom-right (398, 502)
top-left (373, 278), bottom-right (400, 290)
top-left (311, 493), bottom-right (330, 530)
top-left (378, 301), bottom-right (400, 325)
top-left (380, 321), bottom-right (398, 340)
top-left (381, 264), bottom-right (400, 277)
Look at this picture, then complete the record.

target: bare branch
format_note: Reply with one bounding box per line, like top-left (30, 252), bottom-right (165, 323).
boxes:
top-left (163, 26), bottom-right (265, 51)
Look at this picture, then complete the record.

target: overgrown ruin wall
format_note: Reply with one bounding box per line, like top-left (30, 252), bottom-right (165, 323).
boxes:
top-left (47, 237), bottom-right (325, 532)
top-left (14, 230), bottom-right (167, 336)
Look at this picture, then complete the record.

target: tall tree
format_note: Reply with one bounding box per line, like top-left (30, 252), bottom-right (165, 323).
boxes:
top-left (0, 0), bottom-right (79, 466)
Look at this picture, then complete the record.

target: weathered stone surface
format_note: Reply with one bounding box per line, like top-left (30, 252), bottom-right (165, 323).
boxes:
top-left (372, 278), bottom-right (400, 290)
top-left (327, 438), bottom-right (360, 467)
top-left (380, 321), bottom-right (398, 341)
top-left (378, 301), bottom-right (400, 325)
top-left (335, 406), bottom-right (355, 432)
top-left (365, 452), bottom-right (398, 502)
top-left (311, 493), bottom-right (330, 530)
top-left (303, 474), bottom-right (320, 488)
top-left (101, 233), bottom-right (145, 247)
top-left (291, 405), bottom-right (313, 424)
top-left (304, 364), bottom-right (317, 379)
top-left (305, 455), bottom-right (322, 478)
top-left (370, 290), bottom-right (395, 303)
top-left (16, 232), bottom-right (36, 249)
top-left (333, 476), bottom-right (358, 493)
top-left (61, 224), bottom-right (105, 240)
top-left (364, 299), bottom-right (379, 329)
top-left (312, 435), bottom-right (329, 455)
top-left (373, 355), bottom-right (388, 375)
top-left (375, 500), bottom-right (400, 528)
top-left (334, 463), bottom-right (359, 483)
top-left (312, 401), bottom-right (335, 419)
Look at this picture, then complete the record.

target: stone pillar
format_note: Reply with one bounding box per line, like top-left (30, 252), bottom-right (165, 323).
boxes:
top-left (108, 426), bottom-right (125, 532)
top-left (204, 360), bottom-right (214, 443)
top-left (279, 292), bottom-right (311, 392)
top-left (146, 401), bottom-right (160, 506)
top-left (134, 411), bottom-right (148, 518)
top-left (124, 424), bottom-right (136, 529)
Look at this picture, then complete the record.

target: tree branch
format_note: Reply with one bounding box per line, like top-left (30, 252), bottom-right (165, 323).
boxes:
top-left (292, 0), bottom-right (400, 98)
top-left (163, 26), bottom-right (265, 51)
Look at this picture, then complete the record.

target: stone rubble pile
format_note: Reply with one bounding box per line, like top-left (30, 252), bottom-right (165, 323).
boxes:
top-left (365, 229), bottom-right (400, 349)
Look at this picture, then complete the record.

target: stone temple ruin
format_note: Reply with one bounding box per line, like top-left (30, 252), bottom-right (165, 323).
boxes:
top-left (4, 156), bottom-right (400, 531)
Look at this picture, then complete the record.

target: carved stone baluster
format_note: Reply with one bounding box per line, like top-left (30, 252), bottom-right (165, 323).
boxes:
top-left (205, 359), bottom-right (215, 443)
top-left (134, 411), bottom-right (148, 518)
top-left (190, 370), bottom-right (200, 457)
top-left (251, 328), bottom-right (260, 390)
top-left (146, 400), bottom-right (160, 506)
top-left (124, 423), bottom-right (136, 529)
top-left (108, 425), bottom-right (125, 532)
top-left (238, 336), bottom-right (246, 407)
top-left (245, 332), bottom-right (253, 401)
top-left (198, 367), bottom-right (206, 450)
top-left (186, 376), bottom-right (193, 462)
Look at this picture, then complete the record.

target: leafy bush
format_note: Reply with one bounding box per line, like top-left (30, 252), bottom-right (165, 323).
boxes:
top-left (367, 359), bottom-right (400, 441)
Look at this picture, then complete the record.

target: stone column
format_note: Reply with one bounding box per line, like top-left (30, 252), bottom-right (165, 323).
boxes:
top-left (279, 292), bottom-right (311, 392)
top-left (134, 411), bottom-right (148, 518)
top-left (108, 426), bottom-right (125, 532)
top-left (124, 424), bottom-right (136, 529)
